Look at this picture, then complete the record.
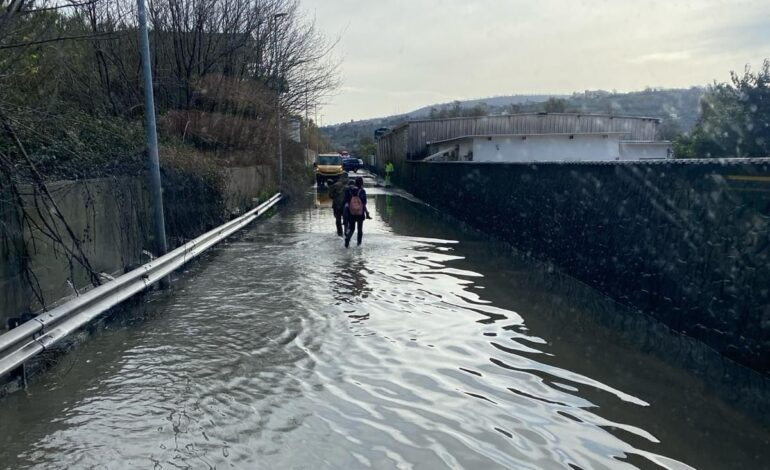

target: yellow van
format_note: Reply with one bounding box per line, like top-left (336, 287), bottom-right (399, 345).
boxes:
top-left (315, 153), bottom-right (345, 186)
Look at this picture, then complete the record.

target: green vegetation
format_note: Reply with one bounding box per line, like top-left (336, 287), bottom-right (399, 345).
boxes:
top-left (428, 101), bottom-right (489, 119)
top-left (674, 60), bottom-right (770, 159)
top-left (355, 136), bottom-right (377, 158)
top-left (543, 98), bottom-right (568, 113)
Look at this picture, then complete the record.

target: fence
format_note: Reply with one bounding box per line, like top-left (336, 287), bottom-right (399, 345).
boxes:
top-left (403, 158), bottom-right (770, 372)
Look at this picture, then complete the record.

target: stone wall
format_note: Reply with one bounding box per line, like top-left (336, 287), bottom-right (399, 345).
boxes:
top-left (404, 159), bottom-right (770, 372)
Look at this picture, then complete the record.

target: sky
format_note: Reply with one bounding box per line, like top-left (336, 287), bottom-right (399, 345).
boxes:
top-left (300, 0), bottom-right (770, 124)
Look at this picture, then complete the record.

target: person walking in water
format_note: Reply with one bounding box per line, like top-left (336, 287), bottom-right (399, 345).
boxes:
top-left (328, 173), bottom-right (348, 236)
top-left (344, 176), bottom-right (369, 248)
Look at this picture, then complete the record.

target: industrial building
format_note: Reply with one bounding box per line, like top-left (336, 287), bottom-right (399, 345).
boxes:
top-left (375, 113), bottom-right (672, 169)
top-left (425, 133), bottom-right (672, 163)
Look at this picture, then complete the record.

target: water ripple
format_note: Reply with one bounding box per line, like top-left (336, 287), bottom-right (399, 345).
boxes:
top-left (1, 193), bottom-right (768, 469)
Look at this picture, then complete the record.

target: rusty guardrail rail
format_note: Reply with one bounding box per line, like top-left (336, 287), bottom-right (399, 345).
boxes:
top-left (0, 193), bottom-right (282, 379)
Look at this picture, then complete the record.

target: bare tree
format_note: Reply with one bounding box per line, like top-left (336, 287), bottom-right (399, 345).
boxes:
top-left (0, 0), bottom-right (340, 309)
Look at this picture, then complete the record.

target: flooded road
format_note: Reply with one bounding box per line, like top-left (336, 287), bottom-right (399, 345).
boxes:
top-left (1, 186), bottom-right (769, 469)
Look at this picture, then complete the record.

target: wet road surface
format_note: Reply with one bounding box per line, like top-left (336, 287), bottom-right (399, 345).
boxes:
top-left (1, 185), bottom-right (769, 469)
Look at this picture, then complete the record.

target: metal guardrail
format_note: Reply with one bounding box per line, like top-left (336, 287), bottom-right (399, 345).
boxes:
top-left (0, 193), bottom-right (282, 380)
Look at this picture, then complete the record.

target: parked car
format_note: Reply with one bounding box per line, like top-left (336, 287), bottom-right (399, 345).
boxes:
top-left (343, 157), bottom-right (364, 173)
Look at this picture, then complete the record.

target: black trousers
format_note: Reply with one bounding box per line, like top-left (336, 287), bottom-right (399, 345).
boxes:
top-left (345, 215), bottom-right (364, 246)
top-left (333, 206), bottom-right (344, 236)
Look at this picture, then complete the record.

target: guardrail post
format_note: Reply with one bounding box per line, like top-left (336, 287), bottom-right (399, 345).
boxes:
top-left (12, 361), bottom-right (27, 390)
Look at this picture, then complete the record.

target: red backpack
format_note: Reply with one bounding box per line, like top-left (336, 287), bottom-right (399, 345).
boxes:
top-left (349, 189), bottom-right (364, 216)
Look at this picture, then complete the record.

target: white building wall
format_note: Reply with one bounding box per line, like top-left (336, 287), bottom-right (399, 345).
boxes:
top-left (433, 141), bottom-right (476, 161)
top-left (458, 141), bottom-right (473, 160)
top-left (619, 142), bottom-right (672, 160)
top-left (471, 134), bottom-right (622, 162)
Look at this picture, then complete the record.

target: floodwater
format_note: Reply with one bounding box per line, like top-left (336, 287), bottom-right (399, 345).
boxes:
top-left (1, 184), bottom-right (769, 469)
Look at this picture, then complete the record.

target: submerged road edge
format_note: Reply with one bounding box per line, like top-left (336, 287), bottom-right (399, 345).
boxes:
top-left (0, 193), bottom-right (283, 389)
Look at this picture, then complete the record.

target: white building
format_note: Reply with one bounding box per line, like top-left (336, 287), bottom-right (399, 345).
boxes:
top-left (619, 141), bottom-right (673, 160)
top-left (426, 133), bottom-right (672, 163)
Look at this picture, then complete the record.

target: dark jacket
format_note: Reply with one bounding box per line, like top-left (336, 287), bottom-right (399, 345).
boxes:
top-left (329, 180), bottom-right (346, 210)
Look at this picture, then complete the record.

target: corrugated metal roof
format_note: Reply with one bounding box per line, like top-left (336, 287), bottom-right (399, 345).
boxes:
top-left (404, 112), bottom-right (662, 125)
top-left (376, 113), bottom-right (660, 140)
top-left (428, 132), bottom-right (629, 146)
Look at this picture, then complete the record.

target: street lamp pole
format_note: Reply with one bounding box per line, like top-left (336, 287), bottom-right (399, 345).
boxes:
top-left (137, 0), bottom-right (167, 258)
top-left (273, 12), bottom-right (287, 188)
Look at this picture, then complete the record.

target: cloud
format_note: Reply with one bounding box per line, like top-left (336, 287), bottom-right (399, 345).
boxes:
top-left (626, 51), bottom-right (693, 64)
top-left (339, 86), bottom-right (371, 94)
top-left (303, 0), bottom-right (770, 123)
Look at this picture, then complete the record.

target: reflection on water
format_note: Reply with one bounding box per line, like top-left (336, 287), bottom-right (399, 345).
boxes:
top-left (0, 189), bottom-right (768, 470)
top-left (332, 258), bottom-right (372, 316)
top-left (315, 188), bottom-right (332, 208)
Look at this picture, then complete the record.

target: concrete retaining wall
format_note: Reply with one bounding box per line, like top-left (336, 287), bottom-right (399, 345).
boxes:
top-left (1, 165), bottom-right (274, 328)
top-left (0, 178), bottom-right (151, 325)
top-left (404, 159), bottom-right (770, 372)
top-left (224, 166), bottom-right (275, 216)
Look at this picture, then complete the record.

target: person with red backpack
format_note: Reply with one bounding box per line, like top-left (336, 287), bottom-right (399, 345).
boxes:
top-left (343, 176), bottom-right (370, 248)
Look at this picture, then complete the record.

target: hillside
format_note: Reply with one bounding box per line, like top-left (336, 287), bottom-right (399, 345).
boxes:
top-left (322, 88), bottom-right (705, 153)
top-left (408, 94), bottom-right (559, 119)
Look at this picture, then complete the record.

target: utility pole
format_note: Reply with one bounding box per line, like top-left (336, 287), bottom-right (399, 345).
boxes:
top-left (137, 0), bottom-right (167, 257)
top-left (305, 82), bottom-right (310, 165)
top-left (273, 12), bottom-right (287, 188)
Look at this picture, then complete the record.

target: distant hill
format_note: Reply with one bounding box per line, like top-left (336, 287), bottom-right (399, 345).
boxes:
top-left (322, 95), bottom-right (557, 153)
top-left (408, 94), bottom-right (559, 119)
top-left (322, 88), bottom-right (705, 153)
top-left (563, 88), bottom-right (704, 135)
